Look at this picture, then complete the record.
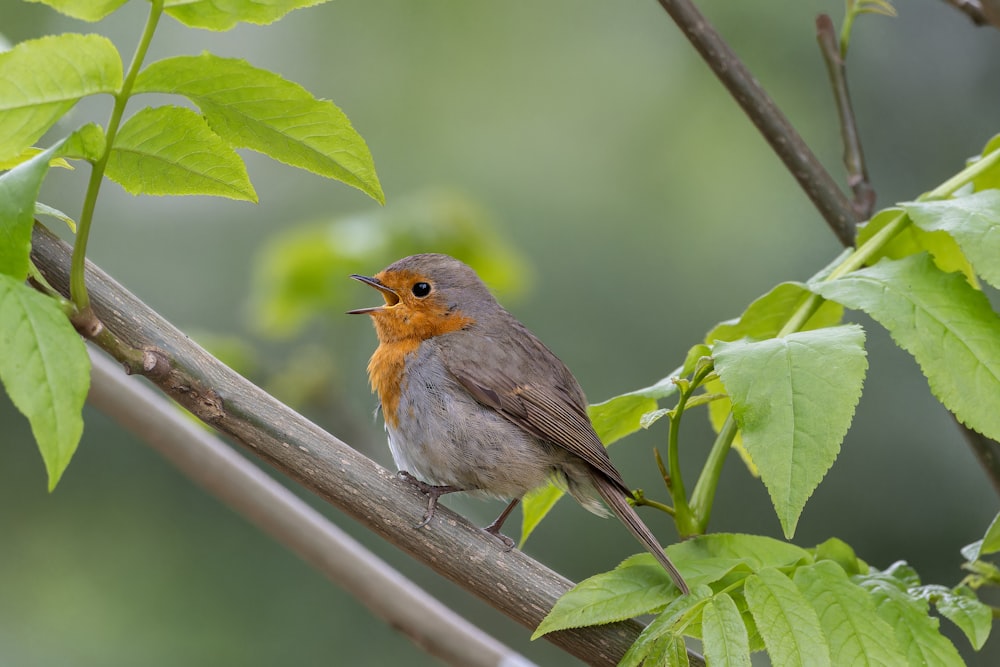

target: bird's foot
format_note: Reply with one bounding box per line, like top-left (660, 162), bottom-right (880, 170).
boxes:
top-left (396, 471), bottom-right (462, 529)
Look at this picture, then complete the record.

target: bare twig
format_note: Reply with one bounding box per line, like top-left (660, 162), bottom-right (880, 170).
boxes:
top-left (816, 15), bottom-right (877, 220)
top-left (654, 0), bottom-right (858, 246)
top-left (86, 346), bottom-right (536, 667)
top-left (32, 224), bottom-right (706, 667)
top-left (941, 0), bottom-right (991, 25)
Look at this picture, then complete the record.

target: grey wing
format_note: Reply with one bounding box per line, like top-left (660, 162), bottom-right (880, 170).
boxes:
top-left (439, 323), bottom-right (631, 495)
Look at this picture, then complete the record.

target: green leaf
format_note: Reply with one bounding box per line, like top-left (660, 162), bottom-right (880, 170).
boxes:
top-left (982, 511), bottom-right (1000, 555)
top-left (705, 282), bottom-right (844, 472)
top-left (668, 533), bottom-right (812, 571)
top-left (588, 371), bottom-right (680, 446)
top-left (24, 0), bottom-right (129, 21)
top-left (106, 106), bottom-right (257, 201)
top-left (713, 326), bottom-right (868, 537)
top-left (0, 33), bottom-right (122, 161)
top-left (812, 253), bottom-right (1000, 442)
top-left (913, 585), bottom-right (992, 650)
top-left (746, 568), bottom-right (830, 667)
top-left (904, 190), bottom-right (1000, 289)
top-left (35, 202), bottom-right (77, 233)
top-left (812, 537), bottom-right (865, 576)
top-left (706, 282), bottom-right (844, 344)
top-left (618, 586), bottom-right (711, 667)
top-left (531, 554), bottom-right (680, 638)
top-left (855, 568), bottom-right (964, 666)
top-left (702, 593), bottom-right (751, 667)
top-left (0, 126), bottom-right (102, 279)
top-left (856, 207), bottom-right (978, 287)
top-left (973, 134), bottom-right (1000, 191)
top-left (519, 484), bottom-right (563, 547)
top-left (0, 145), bottom-right (59, 280)
top-left (0, 274), bottom-right (89, 490)
top-left (793, 561), bottom-right (905, 666)
top-left (163, 0), bottom-right (331, 31)
top-left (133, 54), bottom-right (383, 203)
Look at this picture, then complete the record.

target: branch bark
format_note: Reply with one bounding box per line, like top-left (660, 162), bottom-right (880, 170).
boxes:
top-left (32, 224), bottom-right (705, 666)
top-left (86, 345), bottom-right (533, 667)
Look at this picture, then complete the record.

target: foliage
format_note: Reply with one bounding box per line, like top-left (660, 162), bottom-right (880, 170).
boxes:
top-left (0, 0), bottom-right (382, 490)
top-left (3, 1), bottom-right (1000, 665)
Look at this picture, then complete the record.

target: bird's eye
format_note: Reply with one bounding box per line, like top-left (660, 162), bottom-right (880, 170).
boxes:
top-left (412, 282), bottom-right (431, 298)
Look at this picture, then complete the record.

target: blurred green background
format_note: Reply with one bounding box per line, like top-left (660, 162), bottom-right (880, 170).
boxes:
top-left (2, 0), bottom-right (999, 664)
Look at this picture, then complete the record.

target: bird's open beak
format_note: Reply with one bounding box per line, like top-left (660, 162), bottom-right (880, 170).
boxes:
top-left (347, 274), bottom-right (400, 314)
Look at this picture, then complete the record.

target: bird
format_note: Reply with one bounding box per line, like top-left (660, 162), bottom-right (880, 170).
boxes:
top-left (348, 253), bottom-right (689, 594)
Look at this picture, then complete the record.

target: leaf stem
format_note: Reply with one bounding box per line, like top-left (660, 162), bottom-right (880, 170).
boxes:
top-left (688, 413), bottom-right (738, 533)
top-left (69, 0), bottom-right (164, 312)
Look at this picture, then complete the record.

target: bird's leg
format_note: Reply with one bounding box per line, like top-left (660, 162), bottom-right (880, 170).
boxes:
top-left (396, 471), bottom-right (463, 528)
top-left (483, 498), bottom-right (520, 550)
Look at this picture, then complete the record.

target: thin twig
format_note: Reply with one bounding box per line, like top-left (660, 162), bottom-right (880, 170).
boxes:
top-left (816, 14), bottom-right (877, 220)
top-left (86, 346), bottom-right (534, 667)
top-left (941, 0), bottom-right (991, 25)
top-left (654, 0), bottom-right (858, 246)
top-left (32, 223), bottom-right (706, 667)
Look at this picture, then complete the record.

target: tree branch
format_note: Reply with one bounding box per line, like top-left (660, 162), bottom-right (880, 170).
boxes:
top-left (32, 224), bottom-right (705, 666)
top-left (86, 345), bottom-right (533, 667)
top-left (816, 14), bottom-right (877, 221)
top-left (654, 0), bottom-right (858, 246)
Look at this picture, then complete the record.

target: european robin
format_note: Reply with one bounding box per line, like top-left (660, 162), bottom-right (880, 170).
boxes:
top-left (349, 253), bottom-right (689, 594)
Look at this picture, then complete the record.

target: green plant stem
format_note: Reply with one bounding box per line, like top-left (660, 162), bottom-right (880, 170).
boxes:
top-left (69, 0), bottom-right (164, 312)
top-left (631, 493), bottom-right (676, 517)
top-left (688, 413), bottom-right (738, 533)
top-left (667, 398), bottom-right (692, 532)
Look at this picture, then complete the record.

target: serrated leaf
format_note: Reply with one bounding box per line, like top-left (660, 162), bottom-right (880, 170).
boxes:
top-left (106, 106), bottom-right (257, 201)
top-left (713, 326), bottom-right (868, 537)
top-left (914, 585), bottom-right (992, 650)
top-left (0, 33), bottom-right (121, 161)
top-left (531, 554), bottom-right (680, 638)
top-left (133, 54), bottom-right (383, 203)
top-left (0, 274), bottom-right (89, 490)
top-left (855, 569), bottom-right (964, 667)
top-left (904, 191), bottom-right (1000, 289)
top-left (856, 207), bottom-right (978, 287)
top-left (618, 586), bottom-right (712, 667)
top-left (668, 533), bottom-right (812, 571)
top-left (813, 254), bottom-right (1000, 442)
top-left (702, 593), bottom-right (751, 667)
top-left (705, 282), bottom-right (844, 473)
top-left (746, 568), bottom-right (830, 667)
top-left (163, 0), bottom-right (330, 31)
top-left (24, 0), bottom-right (129, 21)
top-left (794, 561), bottom-right (905, 666)
top-left (706, 282), bottom-right (844, 344)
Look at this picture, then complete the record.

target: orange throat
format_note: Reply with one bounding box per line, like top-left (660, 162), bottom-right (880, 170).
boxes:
top-left (364, 304), bottom-right (473, 429)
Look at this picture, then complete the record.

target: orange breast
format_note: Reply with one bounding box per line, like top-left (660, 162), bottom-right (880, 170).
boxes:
top-left (367, 339), bottom-right (421, 429)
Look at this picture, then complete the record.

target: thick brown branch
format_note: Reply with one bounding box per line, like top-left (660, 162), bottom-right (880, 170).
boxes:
top-left (31, 224), bottom-right (704, 666)
top-left (86, 346), bottom-right (531, 667)
top-left (654, 0), bottom-right (858, 246)
top-left (816, 14), bottom-right (877, 221)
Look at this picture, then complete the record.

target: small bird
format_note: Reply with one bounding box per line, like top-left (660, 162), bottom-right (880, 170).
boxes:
top-left (349, 253), bottom-right (688, 594)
